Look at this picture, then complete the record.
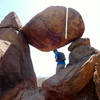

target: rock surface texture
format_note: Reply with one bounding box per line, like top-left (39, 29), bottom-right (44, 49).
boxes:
top-left (0, 6), bottom-right (100, 100)
top-left (94, 61), bottom-right (100, 100)
top-left (22, 6), bottom-right (85, 51)
top-left (68, 38), bottom-right (96, 65)
top-left (2, 80), bottom-right (46, 100)
top-left (42, 38), bottom-right (99, 100)
top-left (0, 12), bottom-right (37, 99)
top-left (0, 12), bottom-right (22, 29)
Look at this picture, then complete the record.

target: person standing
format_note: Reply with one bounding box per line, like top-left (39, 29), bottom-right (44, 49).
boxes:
top-left (53, 49), bottom-right (66, 73)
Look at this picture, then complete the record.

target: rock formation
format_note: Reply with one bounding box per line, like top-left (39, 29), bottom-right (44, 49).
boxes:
top-left (68, 38), bottom-right (95, 65)
top-left (22, 6), bottom-right (85, 51)
top-left (42, 38), bottom-right (99, 100)
top-left (0, 6), bottom-right (100, 100)
top-left (0, 12), bottom-right (37, 99)
top-left (2, 80), bottom-right (46, 100)
top-left (94, 61), bottom-right (100, 100)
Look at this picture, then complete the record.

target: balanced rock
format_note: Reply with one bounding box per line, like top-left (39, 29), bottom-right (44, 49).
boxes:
top-left (22, 6), bottom-right (85, 51)
top-left (0, 12), bottom-right (37, 98)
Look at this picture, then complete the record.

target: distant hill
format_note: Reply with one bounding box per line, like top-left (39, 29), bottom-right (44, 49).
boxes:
top-left (37, 77), bottom-right (47, 87)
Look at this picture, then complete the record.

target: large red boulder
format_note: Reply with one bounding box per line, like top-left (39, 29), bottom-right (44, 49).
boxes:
top-left (22, 6), bottom-right (85, 51)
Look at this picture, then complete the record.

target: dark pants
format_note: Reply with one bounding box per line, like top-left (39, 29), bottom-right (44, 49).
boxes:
top-left (56, 64), bottom-right (65, 73)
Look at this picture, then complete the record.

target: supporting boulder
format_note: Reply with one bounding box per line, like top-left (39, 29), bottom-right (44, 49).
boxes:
top-left (0, 12), bottom-right (37, 98)
top-left (42, 55), bottom-right (95, 97)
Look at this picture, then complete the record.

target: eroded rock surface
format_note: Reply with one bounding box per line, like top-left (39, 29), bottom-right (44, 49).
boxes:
top-left (76, 79), bottom-right (98, 100)
top-left (0, 12), bottom-right (22, 29)
top-left (68, 38), bottom-right (90, 51)
top-left (42, 38), bottom-right (99, 100)
top-left (22, 6), bottom-right (85, 51)
top-left (0, 12), bottom-right (37, 98)
top-left (2, 80), bottom-right (46, 100)
top-left (94, 63), bottom-right (100, 100)
top-left (68, 38), bottom-right (98, 65)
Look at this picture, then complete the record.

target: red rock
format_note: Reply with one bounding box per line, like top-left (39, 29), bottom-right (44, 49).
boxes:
top-left (94, 63), bottom-right (100, 100)
top-left (0, 12), bottom-right (22, 29)
top-left (42, 53), bottom-right (100, 97)
top-left (68, 38), bottom-right (97, 65)
top-left (0, 12), bottom-right (37, 98)
top-left (1, 80), bottom-right (46, 100)
top-left (68, 38), bottom-right (90, 51)
top-left (22, 6), bottom-right (85, 51)
top-left (76, 80), bottom-right (98, 100)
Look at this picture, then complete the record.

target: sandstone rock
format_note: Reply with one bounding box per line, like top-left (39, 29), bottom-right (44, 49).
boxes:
top-left (94, 63), bottom-right (100, 100)
top-left (68, 46), bottom-right (97, 65)
top-left (0, 12), bottom-right (22, 29)
top-left (42, 54), bottom-right (97, 98)
top-left (45, 80), bottom-right (98, 100)
top-left (22, 6), bottom-right (85, 51)
top-left (68, 38), bottom-right (90, 51)
top-left (0, 12), bottom-right (37, 98)
top-left (42, 38), bottom-right (100, 100)
top-left (1, 80), bottom-right (46, 100)
top-left (76, 80), bottom-right (98, 100)
top-left (68, 38), bottom-right (98, 65)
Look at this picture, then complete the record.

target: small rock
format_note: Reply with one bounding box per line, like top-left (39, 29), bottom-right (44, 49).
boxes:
top-left (68, 38), bottom-right (98, 65)
top-left (68, 38), bottom-right (90, 51)
top-left (0, 12), bottom-right (22, 29)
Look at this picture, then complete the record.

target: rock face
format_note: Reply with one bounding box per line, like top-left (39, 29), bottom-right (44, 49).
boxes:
top-left (43, 55), bottom-right (96, 99)
top-left (0, 12), bottom-right (22, 29)
top-left (22, 6), bottom-right (85, 51)
top-left (42, 38), bottom-right (99, 100)
top-left (76, 79), bottom-right (98, 100)
top-left (0, 12), bottom-right (37, 98)
top-left (68, 38), bottom-right (97, 65)
top-left (2, 80), bottom-right (46, 100)
top-left (94, 62), bottom-right (100, 100)
top-left (68, 38), bottom-right (90, 51)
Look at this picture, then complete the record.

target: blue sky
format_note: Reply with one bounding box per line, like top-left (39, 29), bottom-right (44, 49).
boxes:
top-left (0, 0), bottom-right (100, 77)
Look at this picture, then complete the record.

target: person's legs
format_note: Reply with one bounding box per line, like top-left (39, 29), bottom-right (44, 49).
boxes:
top-left (56, 64), bottom-right (65, 73)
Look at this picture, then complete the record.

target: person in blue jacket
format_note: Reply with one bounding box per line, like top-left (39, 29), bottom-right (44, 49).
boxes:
top-left (53, 49), bottom-right (66, 73)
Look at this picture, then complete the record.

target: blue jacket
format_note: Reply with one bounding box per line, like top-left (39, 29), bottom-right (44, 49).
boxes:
top-left (55, 52), bottom-right (66, 65)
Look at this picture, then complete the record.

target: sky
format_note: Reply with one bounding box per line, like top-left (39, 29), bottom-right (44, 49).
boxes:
top-left (0, 0), bottom-right (100, 78)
